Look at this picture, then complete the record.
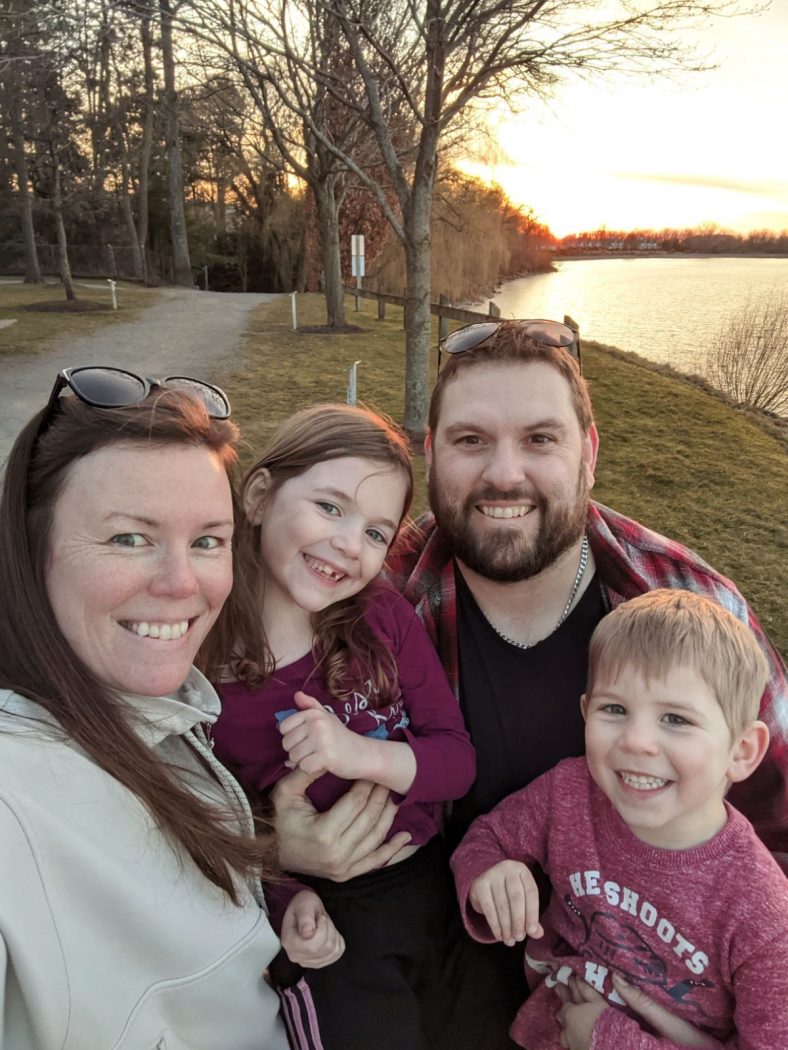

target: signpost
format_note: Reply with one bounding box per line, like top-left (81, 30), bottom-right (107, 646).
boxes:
top-left (351, 234), bottom-right (365, 311)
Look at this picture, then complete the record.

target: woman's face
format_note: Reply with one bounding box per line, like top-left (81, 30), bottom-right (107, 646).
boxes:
top-left (45, 443), bottom-right (234, 697)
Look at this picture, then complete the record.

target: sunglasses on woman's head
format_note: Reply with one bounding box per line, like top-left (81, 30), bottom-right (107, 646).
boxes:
top-left (438, 318), bottom-right (580, 374)
top-left (38, 367), bottom-right (231, 435)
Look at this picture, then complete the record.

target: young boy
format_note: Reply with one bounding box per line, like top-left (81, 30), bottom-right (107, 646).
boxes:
top-left (451, 590), bottom-right (788, 1050)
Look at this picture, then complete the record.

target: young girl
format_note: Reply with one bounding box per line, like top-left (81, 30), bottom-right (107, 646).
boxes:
top-left (202, 405), bottom-right (476, 1050)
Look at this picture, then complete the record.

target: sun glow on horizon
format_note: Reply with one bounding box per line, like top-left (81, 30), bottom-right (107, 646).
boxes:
top-left (460, 6), bottom-right (788, 239)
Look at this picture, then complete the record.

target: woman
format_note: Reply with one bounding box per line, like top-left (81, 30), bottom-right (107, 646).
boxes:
top-left (0, 367), bottom-right (289, 1050)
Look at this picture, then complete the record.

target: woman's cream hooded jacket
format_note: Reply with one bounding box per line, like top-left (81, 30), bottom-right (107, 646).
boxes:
top-left (0, 668), bottom-right (288, 1050)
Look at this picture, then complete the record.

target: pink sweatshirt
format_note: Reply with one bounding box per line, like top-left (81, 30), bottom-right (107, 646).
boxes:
top-left (451, 758), bottom-right (788, 1049)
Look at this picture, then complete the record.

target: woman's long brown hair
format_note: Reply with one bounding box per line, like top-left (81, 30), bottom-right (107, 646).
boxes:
top-left (200, 404), bottom-right (414, 707)
top-left (0, 390), bottom-right (275, 903)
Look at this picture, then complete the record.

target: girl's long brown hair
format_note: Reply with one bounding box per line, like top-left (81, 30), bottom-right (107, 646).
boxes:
top-left (201, 404), bottom-right (414, 707)
top-left (0, 390), bottom-right (275, 903)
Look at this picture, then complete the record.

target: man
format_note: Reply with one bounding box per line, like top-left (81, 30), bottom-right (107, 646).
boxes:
top-left (272, 321), bottom-right (786, 1045)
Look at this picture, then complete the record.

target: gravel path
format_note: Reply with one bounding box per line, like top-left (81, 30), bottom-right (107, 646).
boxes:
top-left (1, 287), bottom-right (281, 464)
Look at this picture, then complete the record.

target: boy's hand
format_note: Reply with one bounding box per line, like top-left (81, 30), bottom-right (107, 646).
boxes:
top-left (280, 890), bottom-right (345, 969)
top-left (279, 692), bottom-right (362, 779)
top-left (468, 860), bottom-right (543, 946)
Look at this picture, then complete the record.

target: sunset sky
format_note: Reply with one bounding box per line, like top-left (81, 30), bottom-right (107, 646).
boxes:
top-left (458, 4), bottom-right (788, 238)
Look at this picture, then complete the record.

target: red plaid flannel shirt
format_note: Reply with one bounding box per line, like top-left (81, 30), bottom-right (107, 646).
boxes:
top-left (387, 501), bottom-right (787, 866)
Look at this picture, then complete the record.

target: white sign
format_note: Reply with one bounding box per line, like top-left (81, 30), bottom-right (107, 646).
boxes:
top-left (351, 233), bottom-right (365, 277)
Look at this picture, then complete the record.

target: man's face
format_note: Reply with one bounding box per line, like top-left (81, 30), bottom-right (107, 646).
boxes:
top-left (426, 361), bottom-right (597, 582)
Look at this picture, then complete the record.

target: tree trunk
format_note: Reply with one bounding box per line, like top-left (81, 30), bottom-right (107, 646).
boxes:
top-left (313, 178), bottom-right (346, 326)
top-left (120, 158), bottom-right (145, 282)
top-left (53, 166), bottom-right (76, 301)
top-left (159, 0), bottom-right (192, 287)
top-left (8, 67), bottom-right (41, 282)
top-left (138, 0), bottom-right (155, 283)
top-left (401, 161), bottom-right (438, 442)
top-left (402, 227), bottom-right (432, 443)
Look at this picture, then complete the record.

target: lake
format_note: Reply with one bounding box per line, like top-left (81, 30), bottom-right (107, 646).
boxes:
top-left (487, 256), bottom-right (788, 375)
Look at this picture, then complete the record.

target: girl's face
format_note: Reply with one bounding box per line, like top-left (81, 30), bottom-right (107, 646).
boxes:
top-left (251, 456), bottom-right (409, 615)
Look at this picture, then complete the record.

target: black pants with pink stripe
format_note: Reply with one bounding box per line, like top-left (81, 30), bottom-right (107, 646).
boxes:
top-left (271, 836), bottom-right (521, 1050)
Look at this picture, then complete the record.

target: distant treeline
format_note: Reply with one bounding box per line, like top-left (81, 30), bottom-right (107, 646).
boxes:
top-left (558, 224), bottom-right (788, 254)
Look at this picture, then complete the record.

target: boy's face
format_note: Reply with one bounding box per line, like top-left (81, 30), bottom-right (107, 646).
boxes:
top-left (582, 663), bottom-right (744, 850)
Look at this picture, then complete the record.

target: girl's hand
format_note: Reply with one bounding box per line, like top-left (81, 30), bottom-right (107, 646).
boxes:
top-left (279, 691), bottom-right (363, 779)
top-left (468, 860), bottom-right (544, 946)
top-left (280, 890), bottom-right (345, 969)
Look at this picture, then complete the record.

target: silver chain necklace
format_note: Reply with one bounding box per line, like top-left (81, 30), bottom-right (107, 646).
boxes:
top-left (488, 534), bottom-right (590, 651)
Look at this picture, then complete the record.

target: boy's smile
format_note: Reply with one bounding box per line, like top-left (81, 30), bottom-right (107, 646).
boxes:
top-left (583, 663), bottom-right (747, 850)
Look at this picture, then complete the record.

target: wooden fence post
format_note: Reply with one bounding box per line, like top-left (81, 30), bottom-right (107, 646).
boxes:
top-left (564, 314), bottom-right (582, 372)
top-left (378, 297), bottom-right (386, 321)
top-left (438, 295), bottom-right (449, 342)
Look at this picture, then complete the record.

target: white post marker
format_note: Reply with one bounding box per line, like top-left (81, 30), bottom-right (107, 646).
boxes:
top-left (347, 360), bottom-right (361, 405)
top-left (351, 234), bottom-right (365, 311)
top-left (291, 291), bottom-right (297, 331)
top-left (108, 279), bottom-right (117, 310)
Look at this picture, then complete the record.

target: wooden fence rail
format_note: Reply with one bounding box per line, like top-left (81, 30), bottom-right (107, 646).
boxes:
top-left (343, 284), bottom-right (502, 331)
top-left (341, 285), bottom-right (581, 365)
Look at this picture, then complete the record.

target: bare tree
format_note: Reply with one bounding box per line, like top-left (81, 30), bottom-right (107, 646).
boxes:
top-left (216, 0), bottom-right (753, 437)
top-left (160, 0), bottom-right (192, 285)
top-left (1, 0), bottom-right (43, 282)
top-left (703, 292), bottom-right (788, 416)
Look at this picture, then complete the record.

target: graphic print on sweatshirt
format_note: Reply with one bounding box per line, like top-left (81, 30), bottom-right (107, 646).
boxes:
top-left (526, 868), bottom-right (722, 1026)
top-left (275, 678), bottom-right (410, 741)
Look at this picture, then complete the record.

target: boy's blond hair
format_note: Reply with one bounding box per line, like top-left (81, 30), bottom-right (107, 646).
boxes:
top-left (587, 590), bottom-right (768, 735)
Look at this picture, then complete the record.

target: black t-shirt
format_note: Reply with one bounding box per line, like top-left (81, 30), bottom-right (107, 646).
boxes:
top-left (448, 564), bottom-right (607, 847)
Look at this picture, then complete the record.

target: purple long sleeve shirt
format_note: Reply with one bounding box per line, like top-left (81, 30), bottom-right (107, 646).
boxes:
top-left (213, 584), bottom-right (476, 852)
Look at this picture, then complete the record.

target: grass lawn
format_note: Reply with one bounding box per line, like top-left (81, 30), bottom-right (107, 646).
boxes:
top-left (218, 292), bottom-right (787, 656)
top-left (0, 280), bottom-right (159, 357)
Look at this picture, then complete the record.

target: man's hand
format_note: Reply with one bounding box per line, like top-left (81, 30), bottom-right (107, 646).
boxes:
top-left (271, 767), bottom-right (412, 881)
top-left (610, 974), bottom-right (723, 1047)
top-left (280, 890), bottom-right (345, 969)
top-left (279, 692), bottom-right (366, 779)
top-left (468, 860), bottom-right (544, 946)
top-left (555, 976), bottom-right (608, 1050)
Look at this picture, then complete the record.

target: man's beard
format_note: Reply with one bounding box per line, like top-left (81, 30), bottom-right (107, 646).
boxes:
top-left (428, 466), bottom-right (590, 583)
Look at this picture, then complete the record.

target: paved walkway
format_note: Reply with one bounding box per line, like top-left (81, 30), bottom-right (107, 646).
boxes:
top-left (1, 287), bottom-right (281, 463)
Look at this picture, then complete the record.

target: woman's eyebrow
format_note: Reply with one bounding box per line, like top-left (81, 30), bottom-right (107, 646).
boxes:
top-left (101, 512), bottom-right (233, 529)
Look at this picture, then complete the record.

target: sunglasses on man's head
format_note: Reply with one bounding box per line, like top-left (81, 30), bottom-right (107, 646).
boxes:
top-left (38, 367), bottom-right (231, 435)
top-left (438, 318), bottom-right (580, 374)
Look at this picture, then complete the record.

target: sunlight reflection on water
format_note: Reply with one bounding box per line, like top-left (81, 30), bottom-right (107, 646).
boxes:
top-left (488, 257), bottom-right (788, 375)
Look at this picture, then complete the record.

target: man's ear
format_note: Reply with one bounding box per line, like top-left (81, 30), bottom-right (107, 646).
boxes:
top-left (424, 428), bottom-right (434, 481)
top-left (727, 720), bottom-right (770, 784)
top-left (583, 424), bottom-right (599, 488)
top-left (243, 467), bottom-right (271, 525)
